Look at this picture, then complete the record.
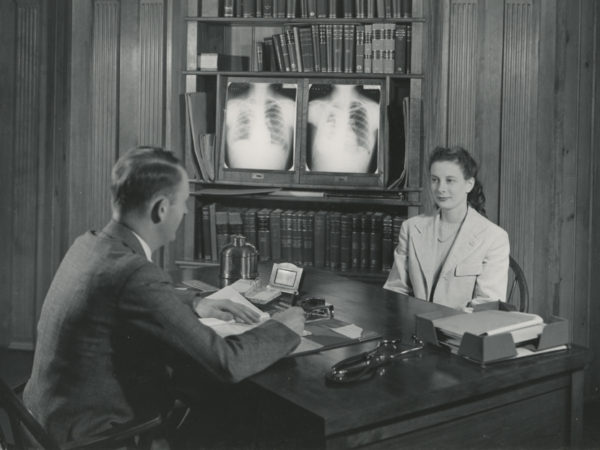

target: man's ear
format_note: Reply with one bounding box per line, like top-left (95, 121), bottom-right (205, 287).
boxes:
top-left (150, 196), bottom-right (168, 224)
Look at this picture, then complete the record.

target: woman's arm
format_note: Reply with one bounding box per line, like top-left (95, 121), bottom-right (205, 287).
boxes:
top-left (473, 229), bottom-right (510, 302)
top-left (383, 221), bottom-right (412, 295)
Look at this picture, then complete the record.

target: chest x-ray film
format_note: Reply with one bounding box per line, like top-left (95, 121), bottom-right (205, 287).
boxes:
top-left (306, 83), bottom-right (380, 174)
top-left (223, 80), bottom-right (297, 171)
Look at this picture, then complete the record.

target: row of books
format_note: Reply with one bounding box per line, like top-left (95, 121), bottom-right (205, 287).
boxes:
top-left (207, 0), bottom-right (412, 19)
top-left (195, 204), bottom-right (406, 273)
top-left (256, 23), bottom-right (411, 74)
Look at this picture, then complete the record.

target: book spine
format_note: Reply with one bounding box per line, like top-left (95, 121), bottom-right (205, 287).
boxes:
top-left (224, 0), bottom-right (234, 17)
top-left (228, 210), bottom-right (243, 236)
top-left (257, 208), bottom-right (271, 261)
top-left (364, 24), bottom-right (372, 73)
top-left (384, 0), bottom-right (392, 17)
top-left (215, 210), bottom-right (230, 261)
top-left (366, 0), bottom-right (375, 17)
top-left (370, 212), bottom-right (383, 271)
top-left (351, 213), bottom-right (361, 269)
top-left (243, 0), bottom-right (256, 17)
top-left (328, 212), bottom-right (341, 270)
top-left (286, 0), bottom-right (296, 17)
top-left (395, 24), bottom-right (407, 74)
top-left (392, 0), bottom-right (401, 18)
top-left (376, 0), bottom-right (385, 18)
top-left (319, 25), bottom-right (328, 72)
top-left (257, 0), bottom-right (263, 17)
top-left (308, 0), bottom-right (317, 16)
top-left (195, 205), bottom-right (203, 260)
top-left (326, 24), bottom-right (334, 72)
top-left (263, 0), bottom-right (273, 17)
top-left (382, 214), bottom-right (393, 271)
top-left (383, 23), bottom-right (395, 74)
top-left (401, 0), bottom-right (411, 17)
top-left (405, 24), bottom-right (412, 73)
top-left (343, 0), bottom-right (353, 17)
top-left (343, 24), bottom-right (355, 73)
top-left (316, 0), bottom-right (328, 17)
top-left (332, 24), bottom-right (343, 73)
top-left (292, 26), bottom-right (304, 72)
top-left (300, 0), bottom-right (308, 17)
top-left (291, 211), bottom-right (303, 265)
top-left (360, 212), bottom-right (372, 269)
top-left (202, 205), bottom-right (212, 261)
top-left (281, 210), bottom-right (293, 261)
top-left (340, 214), bottom-right (352, 271)
top-left (276, 33), bottom-right (292, 71)
top-left (311, 25), bottom-right (321, 72)
top-left (285, 29), bottom-right (299, 72)
top-left (328, 0), bottom-right (337, 17)
top-left (235, 0), bottom-right (243, 17)
top-left (313, 211), bottom-right (327, 267)
top-left (255, 41), bottom-right (264, 71)
top-left (355, 0), bottom-right (365, 18)
top-left (299, 27), bottom-right (315, 72)
top-left (302, 211), bottom-right (314, 266)
top-left (243, 209), bottom-right (258, 247)
top-left (371, 23), bottom-right (384, 73)
top-left (270, 209), bottom-right (282, 261)
top-left (272, 34), bottom-right (286, 71)
top-left (264, 37), bottom-right (276, 71)
top-left (355, 24), bottom-right (365, 73)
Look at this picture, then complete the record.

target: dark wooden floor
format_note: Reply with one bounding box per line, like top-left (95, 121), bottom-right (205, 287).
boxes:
top-left (1, 348), bottom-right (599, 449)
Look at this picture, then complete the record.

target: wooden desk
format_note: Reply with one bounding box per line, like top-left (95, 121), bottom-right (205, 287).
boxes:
top-left (179, 265), bottom-right (588, 449)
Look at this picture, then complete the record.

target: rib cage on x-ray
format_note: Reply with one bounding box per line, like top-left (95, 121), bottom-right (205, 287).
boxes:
top-left (307, 84), bottom-right (380, 173)
top-left (225, 82), bottom-right (296, 170)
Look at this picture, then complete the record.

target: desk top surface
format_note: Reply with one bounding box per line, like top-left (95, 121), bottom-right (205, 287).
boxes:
top-left (179, 264), bottom-right (589, 437)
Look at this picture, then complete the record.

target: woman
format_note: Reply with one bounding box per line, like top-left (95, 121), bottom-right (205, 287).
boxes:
top-left (384, 146), bottom-right (510, 310)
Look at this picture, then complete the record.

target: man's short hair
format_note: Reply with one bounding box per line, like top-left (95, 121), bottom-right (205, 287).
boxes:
top-left (111, 146), bottom-right (184, 214)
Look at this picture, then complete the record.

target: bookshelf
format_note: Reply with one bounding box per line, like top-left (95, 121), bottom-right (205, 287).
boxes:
top-left (182, 0), bottom-right (424, 281)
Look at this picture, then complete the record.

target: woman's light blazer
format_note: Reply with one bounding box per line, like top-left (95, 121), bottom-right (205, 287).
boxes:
top-left (383, 207), bottom-right (510, 310)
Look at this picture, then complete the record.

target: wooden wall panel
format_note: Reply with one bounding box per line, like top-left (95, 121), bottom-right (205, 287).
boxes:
top-left (10, 0), bottom-right (42, 349)
top-left (0, 1), bottom-right (17, 347)
top-left (447, 0), bottom-right (477, 155)
top-left (139, 0), bottom-right (165, 146)
top-left (590, 0), bottom-right (600, 398)
top-left (89, 0), bottom-right (119, 232)
top-left (498, 0), bottom-right (538, 309)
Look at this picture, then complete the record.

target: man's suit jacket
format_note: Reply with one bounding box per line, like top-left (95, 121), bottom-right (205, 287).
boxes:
top-left (383, 207), bottom-right (510, 309)
top-left (23, 221), bottom-right (299, 444)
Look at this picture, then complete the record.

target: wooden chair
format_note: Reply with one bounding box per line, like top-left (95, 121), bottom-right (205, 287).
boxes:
top-left (0, 377), bottom-right (165, 450)
top-left (508, 256), bottom-right (529, 313)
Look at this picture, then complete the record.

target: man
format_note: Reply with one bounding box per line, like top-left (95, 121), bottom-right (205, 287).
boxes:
top-left (23, 146), bottom-right (304, 445)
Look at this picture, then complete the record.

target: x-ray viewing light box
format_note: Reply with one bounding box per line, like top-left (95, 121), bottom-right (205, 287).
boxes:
top-left (215, 76), bottom-right (388, 190)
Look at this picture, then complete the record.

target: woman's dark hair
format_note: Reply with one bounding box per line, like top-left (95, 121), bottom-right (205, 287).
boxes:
top-left (111, 146), bottom-right (184, 214)
top-left (428, 146), bottom-right (486, 216)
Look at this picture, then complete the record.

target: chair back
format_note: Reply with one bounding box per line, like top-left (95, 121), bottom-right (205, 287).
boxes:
top-left (508, 256), bottom-right (529, 312)
top-left (0, 377), bottom-right (61, 450)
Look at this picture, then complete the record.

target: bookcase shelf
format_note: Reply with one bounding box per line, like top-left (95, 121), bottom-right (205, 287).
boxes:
top-left (184, 17), bottom-right (425, 24)
top-left (181, 0), bottom-right (425, 279)
top-left (183, 70), bottom-right (423, 79)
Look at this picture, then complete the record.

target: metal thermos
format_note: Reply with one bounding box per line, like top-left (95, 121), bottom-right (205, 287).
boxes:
top-left (219, 234), bottom-right (258, 282)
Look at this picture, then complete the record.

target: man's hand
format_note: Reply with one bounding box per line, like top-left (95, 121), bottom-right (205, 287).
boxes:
top-left (194, 297), bottom-right (261, 324)
top-left (271, 307), bottom-right (305, 336)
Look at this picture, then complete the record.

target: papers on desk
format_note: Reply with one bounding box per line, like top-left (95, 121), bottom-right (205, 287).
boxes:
top-left (433, 310), bottom-right (544, 344)
top-left (198, 286), bottom-right (270, 337)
